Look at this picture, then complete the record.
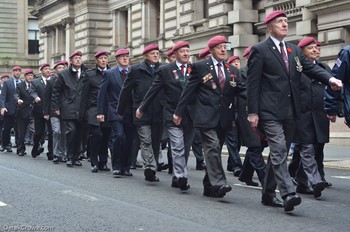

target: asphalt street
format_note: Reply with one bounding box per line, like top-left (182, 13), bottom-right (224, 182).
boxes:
top-left (1, 146), bottom-right (350, 232)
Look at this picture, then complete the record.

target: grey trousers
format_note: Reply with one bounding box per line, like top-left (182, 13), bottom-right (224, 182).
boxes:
top-left (137, 125), bottom-right (157, 171)
top-left (295, 143), bottom-right (322, 187)
top-left (50, 117), bottom-right (65, 157)
top-left (262, 119), bottom-right (296, 198)
top-left (168, 127), bottom-right (187, 178)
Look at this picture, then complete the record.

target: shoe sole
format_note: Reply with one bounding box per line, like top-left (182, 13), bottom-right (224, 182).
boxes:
top-left (284, 197), bottom-right (301, 212)
top-left (216, 185), bottom-right (232, 197)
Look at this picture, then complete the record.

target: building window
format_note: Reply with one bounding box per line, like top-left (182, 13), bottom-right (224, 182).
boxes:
top-left (28, 0), bottom-right (36, 6)
top-left (194, 0), bottom-right (208, 20)
top-left (28, 19), bottom-right (39, 54)
top-left (114, 9), bottom-right (128, 48)
top-left (146, 0), bottom-right (160, 41)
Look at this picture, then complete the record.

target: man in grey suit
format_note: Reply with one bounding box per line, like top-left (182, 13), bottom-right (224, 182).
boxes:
top-left (247, 10), bottom-right (342, 212)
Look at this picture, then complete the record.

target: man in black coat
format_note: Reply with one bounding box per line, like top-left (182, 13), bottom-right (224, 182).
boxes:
top-left (137, 41), bottom-right (194, 191)
top-left (81, 50), bottom-right (111, 173)
top-left (30, 63), bottom-right (53, 160)
top-left (174, 35), bottom-right (245, 198)
top-left (52, 51), bottom-right (88, 167)
top-left (117, 44), bottom-right (164, 182)
top-left (0, 66), bottom-right (22, 152)
top-left (14, 69), bottom-right (35, 156)
top-left (247, 10), bottom-right (342, 212)
top-left (43, 61), bottom-right (67, 163)
top-left (288, 37), bottom-right (331, 197)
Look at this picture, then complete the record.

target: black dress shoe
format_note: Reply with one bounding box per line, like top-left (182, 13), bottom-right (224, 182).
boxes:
top-left (61, 157), bottom-right (67, 163)
top-left (215, 184), bottom-right (232, 197)
top-left (78, 153), bottom-right (87, 160)
top-left (74, 160), bottom-right (82, 166)
top-left (313, 181), bottom-right (326, 198)
top-left (239, 178), bottom-right (259, 187)
top-left (123, 170), bottom-right (133, 176)
top-left (177, 177), bottom-right (190, 191)
top-left (0, 146), bottom-right (5, 152)
top-left (31, 149), bottom-right (38, 158)
top-left (6, 146), bottom-right (12, 152)
top-left (196, 162), bottom-right (206, 170)
top-left (144, 169), bottom-right (159, 182)
top-left (66, 159), bottom-right (74, 167)
top-left (99, 164), bottom-right (111, 171)
top-left (283, 194), bottom-right (301, 212)
top-left (113, 170), bottom-right (123, 176)
top-left (157, 163), bottom-right (168, 172)
top-left (203, 188), bottom-right (223, 198)
top-left (37, 147), bottom-right (44, 156)
top-left (296, 186), bottom-right (313, 195)
top-left (261, 196), bottom-right (284, 208)
top-left (171, 176), bottom-right (179, 188)
top-left (324, 181), bottom-right (332, 187)
top-left (53, 157), bottom-right (60, 164)
top-left (91, 165), bottom-right (98, 173)
top-left (233, 169), bottom-right (241, 177)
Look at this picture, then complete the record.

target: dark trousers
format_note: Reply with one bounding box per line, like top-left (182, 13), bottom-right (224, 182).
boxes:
top-left (239, 146), bottom-right (266, 184)
top-left (64, 119), bottom-right (82, 161)
top-left (88, 124), bottom-right (110, 167)
top-left (191, 129), bottom-right (205, 164)
top-left (201, 127), bottom-right (228, 191)
top-left (110, 120), bottom-right (126, 171)
top-left (226, 124), bottom-right (242, 171)
top-left (1, 115), bottom-right (16, 148)
top-left (123, 114), bottom-right (135, 170)
top-left (16, 117), bottom-right (29, 154)
top-left (33, 117), bottom-right (53, 154)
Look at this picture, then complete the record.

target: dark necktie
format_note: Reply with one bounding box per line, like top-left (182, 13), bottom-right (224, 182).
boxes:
top-left (279, 42), bottom-right (289, 71)
top-left (27, 83), bottom-right (31, 92)
top-left (122, 69), bottom-right (127, 75)
top-left (180, 65), bottom-right (185, 76)
top-left (150, 65), bottom-right (155, 76)
top-left (217, 63), bottom-right (225, 89)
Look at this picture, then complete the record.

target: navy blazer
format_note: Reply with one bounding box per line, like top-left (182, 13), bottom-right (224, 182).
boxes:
top-left (0, 77), bottom-right (19, 116)
top-left (14, 81), bottom-right (34, 119)
top-left (31, 77), bottom-right (47, 118)
top-left (97, 67), bottom-right (124, 122)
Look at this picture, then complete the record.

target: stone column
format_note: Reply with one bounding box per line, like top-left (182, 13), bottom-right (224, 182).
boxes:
top-left (228, 0), bottom-right (258, 56)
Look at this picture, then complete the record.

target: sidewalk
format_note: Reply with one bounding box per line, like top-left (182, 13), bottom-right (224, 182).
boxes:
top-left (221, 143), bottom-right (350, 169)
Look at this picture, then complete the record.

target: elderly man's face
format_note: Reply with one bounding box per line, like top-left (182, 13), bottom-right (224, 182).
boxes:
top-left (210, 43), bottom-right (227, 62)
top-left (267, 16), bottom-right (288, 41)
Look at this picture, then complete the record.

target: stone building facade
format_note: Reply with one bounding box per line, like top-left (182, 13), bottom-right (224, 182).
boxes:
top-left (0, 0), bottom-right (40, 76)
top-left (31, 0), bottom-right (350, 142)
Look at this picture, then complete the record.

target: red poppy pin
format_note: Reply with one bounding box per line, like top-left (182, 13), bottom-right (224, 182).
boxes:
top-left (287, 47), bottom-right (292, 53)
top-left (230, 74), bottom-right (236, 79)
top-left (224, 63), bottom-right (230, 69)
top-left (187, 67), bottom-right (192, 74)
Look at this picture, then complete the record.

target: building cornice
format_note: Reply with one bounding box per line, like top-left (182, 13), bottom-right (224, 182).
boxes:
top-left (305, 0), bottom-right (350, 14)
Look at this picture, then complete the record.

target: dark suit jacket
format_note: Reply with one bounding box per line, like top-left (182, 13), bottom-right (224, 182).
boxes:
top-left (175, 58), bottom-right (245, 129)
top-left (43, 75), bottom-right (57, 117)
top-left (117, 60), bottom-right (164, 125)
top-left (31, 77), bottom-right (47, 118)
top-left (247, 37), bottom-right (332, 121)
top-left (81, 66), bottom-right (109, 125)
top-left (52, 64), bottom-right (88, 120)
top-left (14, 81), bottom-right (33, 119)
top-left (139, 61), bottom-right (193, 127)
top-left (97, 67), bottom-right (124, 122)
top-left (293, 61), bottom-right (331, 144)
top-left (0, 77), bottom-right (18, 116)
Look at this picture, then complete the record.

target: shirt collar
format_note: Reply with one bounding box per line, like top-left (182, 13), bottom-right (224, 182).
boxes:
top-left (176, 61), bottom-right (186, 69)
top-left (270, 36), bottom-right (285, 49)
top-left (210, 56), bottom-right (222, 66)
top-left (118, 66), bottom-right (128, 72)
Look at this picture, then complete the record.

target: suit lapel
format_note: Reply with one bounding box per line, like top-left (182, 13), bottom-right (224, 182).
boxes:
top-left (266, 38), bottom-right (289, 76)
top-left (206, 59), bottom-right (221, 90)
top-left (113, 67), bottom-right (123, 88)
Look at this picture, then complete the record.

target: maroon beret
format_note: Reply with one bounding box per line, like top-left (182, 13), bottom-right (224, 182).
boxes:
top-left (316, 40), bottom-right (321, 46)
top-left (94, 50), bottom-right (108, 58)
top-left (208, 35), bottom-right (227, 49)
top-left (23, 69), bottom-right (34, 76)
top-left (165, 49), bottom-right (174, 57)
top-left (172, 41), bottom-right (190, 52)
top-left (298, 37), bottom-right (316, 48)
top-left (53, 61), bottom-right (66, 69)
top-left (243, 46), bottom-right (252, 58)
top-left (115, 48), bottom-right (129, 57)
top-left (227, 56), bottom-right (240, 63)
top-left (198, 47), bottom-right (210, 58)
top-left (12, 66), bottom-right (21, 71)
top-left (39, 63), bottom-right (50, 70)
top-left (264, 10), bottom-right (287, 24)
top-left (143, 44), bottom-right (159, 54)
top-left (1, 74), bottom-right (9, 79)
top-left (69, 51), bottom-right (82, 59)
